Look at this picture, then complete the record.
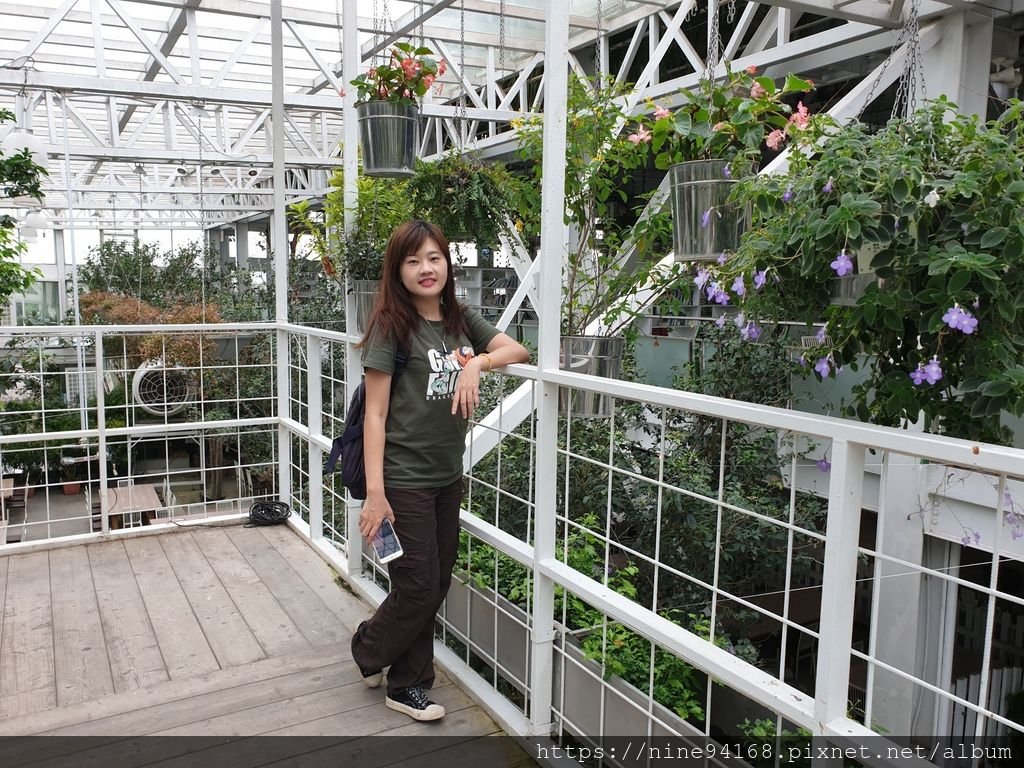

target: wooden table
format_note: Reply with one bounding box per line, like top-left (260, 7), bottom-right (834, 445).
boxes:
top-left (107, 484), bottom-right (162, 529)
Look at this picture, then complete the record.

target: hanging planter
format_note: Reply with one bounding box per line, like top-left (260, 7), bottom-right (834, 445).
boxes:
top-left (669, 159), bottom-right (747, 263)
top-left (559, 336), bottom-right (624, 418)
top-left (356, 102), bottom-right (419, 178)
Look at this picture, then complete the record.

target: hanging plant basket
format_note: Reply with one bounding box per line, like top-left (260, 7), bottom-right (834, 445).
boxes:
top-left (559, 336), bottom-right (624, 418)
top-left (356, 102), bottom-right (419, 178)
top-left (669, 159), bottom-right (748, 263)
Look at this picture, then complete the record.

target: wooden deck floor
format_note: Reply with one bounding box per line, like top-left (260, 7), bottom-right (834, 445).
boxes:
top-left (0, 524), bottom-right (534, 765)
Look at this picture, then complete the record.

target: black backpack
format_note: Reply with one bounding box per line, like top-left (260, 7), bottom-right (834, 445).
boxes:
top-left (325, 348), bottom-right (408, 499)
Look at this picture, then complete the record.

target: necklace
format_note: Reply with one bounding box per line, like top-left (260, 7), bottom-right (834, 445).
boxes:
top-left (422, 318), bottom-right (449, 354)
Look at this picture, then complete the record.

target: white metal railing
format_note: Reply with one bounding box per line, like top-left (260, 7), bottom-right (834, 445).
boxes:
top-left (4, 320), bottom-right (1023, 763)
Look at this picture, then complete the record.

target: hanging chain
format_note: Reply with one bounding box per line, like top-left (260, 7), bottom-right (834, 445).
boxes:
top-left (702, 0), bottom-right (722, 82)
top-left (498, 0), bottom-right (506, 79)
top-left (334, 0), bottom-right (344, 80)
top-left (891, 0), bottom-right (926, 119)
top-left (457, 0), bottom-right (468, 147)
top-left (594, 0), bottom-right (603, 88)
top-left (859, 0), bottom-right (924, 122)
top-left (727, 0), bottom-right (736, 24)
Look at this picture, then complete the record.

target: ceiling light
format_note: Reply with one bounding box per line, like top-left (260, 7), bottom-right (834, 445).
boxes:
top-left (246, 167), bottom-right (260, 177)
top-left (23, 210), bottom-right (47, 229)
top-left (174, 165), bottom-right (190, 176)
top-left (1, 128), bottom-right (49, 171)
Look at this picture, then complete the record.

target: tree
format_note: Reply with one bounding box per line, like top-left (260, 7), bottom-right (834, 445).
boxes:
top-left (0, 108), bottom-right (47, 303)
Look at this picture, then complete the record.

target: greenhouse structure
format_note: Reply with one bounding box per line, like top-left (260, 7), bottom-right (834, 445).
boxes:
top-left (1, 0), bottom-right (1023, 763)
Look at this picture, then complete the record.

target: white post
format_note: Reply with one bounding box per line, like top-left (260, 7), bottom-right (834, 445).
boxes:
top-left (868, 451), bottom-right (925, 733)
top-left (307, 334), bottom-right (324, 541)
top-left (921, 12), bottom-right (993, 118)
top-left (814, 439), bottom-right (865, 737)
top-left (271, 0), bottom-right (292, 510)
top-left (342, 0), bottom-right (364, 574)
top-left (528, 0), bottom-right (572, 739)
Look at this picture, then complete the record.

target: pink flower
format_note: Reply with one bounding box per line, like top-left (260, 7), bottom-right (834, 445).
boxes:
top-left (438, 59), bottom-right (447, 76)
top-left (422, 74), bottom-right (435, 88)
top-left (712, 122), bottom-right (727, 132)
top-left (628, 126), bottom-right (652, 144)
top-left (789, 101), bottom-right (810, 129)
top-left (401, 58), bottom-right (421, 78)
top-left (751, 82), bottom-right (767, 99)
top-left (654, 105), bottom-right (671, 120)
top-left (368, 67), bottom-right (377, 77)
top-left (746, 65), bottom-right (758, 75)
top-left (338, 87), bottom-right (346, 98)
top-left (765, 129), bottom-right (786, 150)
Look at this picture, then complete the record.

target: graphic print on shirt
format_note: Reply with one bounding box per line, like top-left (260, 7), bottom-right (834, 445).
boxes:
top-left (425, 345), bottom-right (475, 400)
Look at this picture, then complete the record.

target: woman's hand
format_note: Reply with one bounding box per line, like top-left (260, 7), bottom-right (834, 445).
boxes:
top-left (359, 491), bottom-right (395, 542)
top-left (452, 356), bottom-right (484, 418)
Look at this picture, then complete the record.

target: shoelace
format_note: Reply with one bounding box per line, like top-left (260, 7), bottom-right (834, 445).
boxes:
top-left (405, 686), bottom-right (431, 707)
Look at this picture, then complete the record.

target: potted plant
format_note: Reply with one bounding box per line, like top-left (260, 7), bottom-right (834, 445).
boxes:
top-left (349, 42), bottom-right (443, 178)
top-left (649, 64), bottom-right (813, 262)
top-left (406, 152), bottom-right (521, 251)
top-left (706, 98), bottom-right (1024, 446)
top-left (512, 76), bottom-right (679, 415)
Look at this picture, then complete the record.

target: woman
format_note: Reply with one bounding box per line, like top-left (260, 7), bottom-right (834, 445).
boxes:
top-left (350, 220), bottom-right (529, 721)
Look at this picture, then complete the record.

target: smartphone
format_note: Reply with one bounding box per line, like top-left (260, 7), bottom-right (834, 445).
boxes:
top-left (372, 518), bottom-right (404, 564)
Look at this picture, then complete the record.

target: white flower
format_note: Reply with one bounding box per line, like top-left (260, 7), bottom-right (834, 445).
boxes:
top-left (924, 189), bottom-right (940, 208)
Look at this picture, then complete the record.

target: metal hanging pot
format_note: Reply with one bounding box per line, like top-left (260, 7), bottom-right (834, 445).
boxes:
top-left (669, 159), bottom-right (748, 263)
top-left (356, 102), bottom-right (419, 178)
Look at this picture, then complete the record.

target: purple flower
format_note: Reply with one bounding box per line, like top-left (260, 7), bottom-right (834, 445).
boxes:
top-left (961, 534), bottom-right (972, 546)
top-left (740, 322), bottom-right (762, 341)
top-left (798, 354), bottom-right (808, 367)
top-left (814, 356), bottom-right (831, 377)
top-left (723, 165), bottom-right (732, 179)
top-left (973, 530), bottom-right (981, 545)
top-left (942, 305), bottom-right (979, 334)
top-left (909, 366), bottom-right (927, 386)
top-left (816, 326), bottom-right (827, 343)
top-left (695, 268), bottom-right (711, 290)
top-left (716, 253), bottom-right (728, 265)
top-left (707, 283), bottom-right (730, 305)
top-left (731, 275), bottom-right (746, 297)
top-left (714, 314), bottom-right (727, 328)
top-left (1012, 527), bottom-right (1024, 541)
top-left (924, 356), bottom-right (943, 385)
top-left (830, 249), bottom-right (853, 277)
top-left (782, 186), bottom-right (794, 203)
top-left (701, 208), bottom-right (713, 228)
top-left (816, 458), bottom-right (831, 473)
top-left (754, 270), bottom-right (767, 290)
top-left (1005, 490), bottom-right (1014, 508)
top-left (822, 177), bottom-right (834, 194)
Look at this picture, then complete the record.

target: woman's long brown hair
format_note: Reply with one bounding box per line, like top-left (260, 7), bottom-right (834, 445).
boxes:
top-left (357, 220), bottom-right (469, 350)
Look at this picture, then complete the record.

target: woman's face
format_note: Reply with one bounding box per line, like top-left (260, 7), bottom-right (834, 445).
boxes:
top-left (399, 236), bottom-right (448, 301)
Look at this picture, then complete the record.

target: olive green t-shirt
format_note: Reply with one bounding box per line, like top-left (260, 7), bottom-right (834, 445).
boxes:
top-left (362, 308), bottom-right (500, 488)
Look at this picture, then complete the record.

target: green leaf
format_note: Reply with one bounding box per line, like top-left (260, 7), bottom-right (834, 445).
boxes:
top-left (1007, 180), bottom-right (1024, 196)
top-left (892, 178), bottom-right (909, 202)
top-left (980, 380), bottom-right (1012, 397)
top-left (980, 228), bottom-right (1008, 249)
top-left (783, 74), bottom-right (813, 94)
top-left (947, 270), bottom-right (972, 294)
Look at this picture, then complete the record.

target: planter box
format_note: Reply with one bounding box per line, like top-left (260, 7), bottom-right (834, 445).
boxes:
top-left (443, 577), bottom-right (530, 691)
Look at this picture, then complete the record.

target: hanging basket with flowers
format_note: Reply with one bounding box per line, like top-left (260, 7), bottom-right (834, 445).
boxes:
top-left (649, 64), bottom-right (813, 262)
top-left (349, 42), bottom-right (445, 178)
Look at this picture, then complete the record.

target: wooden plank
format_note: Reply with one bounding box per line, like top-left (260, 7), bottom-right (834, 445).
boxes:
top-left (0, 643), bottom-right (346, 736)
top-left (224, 526), bottom-right (347, 648)
top-left (265, 681), bottom-right (482, 736)
top-left (49, 660), bottom-right (360, 736)
top-left (122, 536), bottom-right (220, 681)
top-left (49, 546), bottom-right (115, 707)
top-left (157, 531), bottom-right (265, 668)
top-left (86, 540), bottom-right (168, 694)
top-left (0, 556), bottom-right (7, 669)
top-left (0, 551), bottom-right (56, 717)
top-left (190, 528), bottom-right (312, 658)
top-left (256, 525), bottom-right (375, 631)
